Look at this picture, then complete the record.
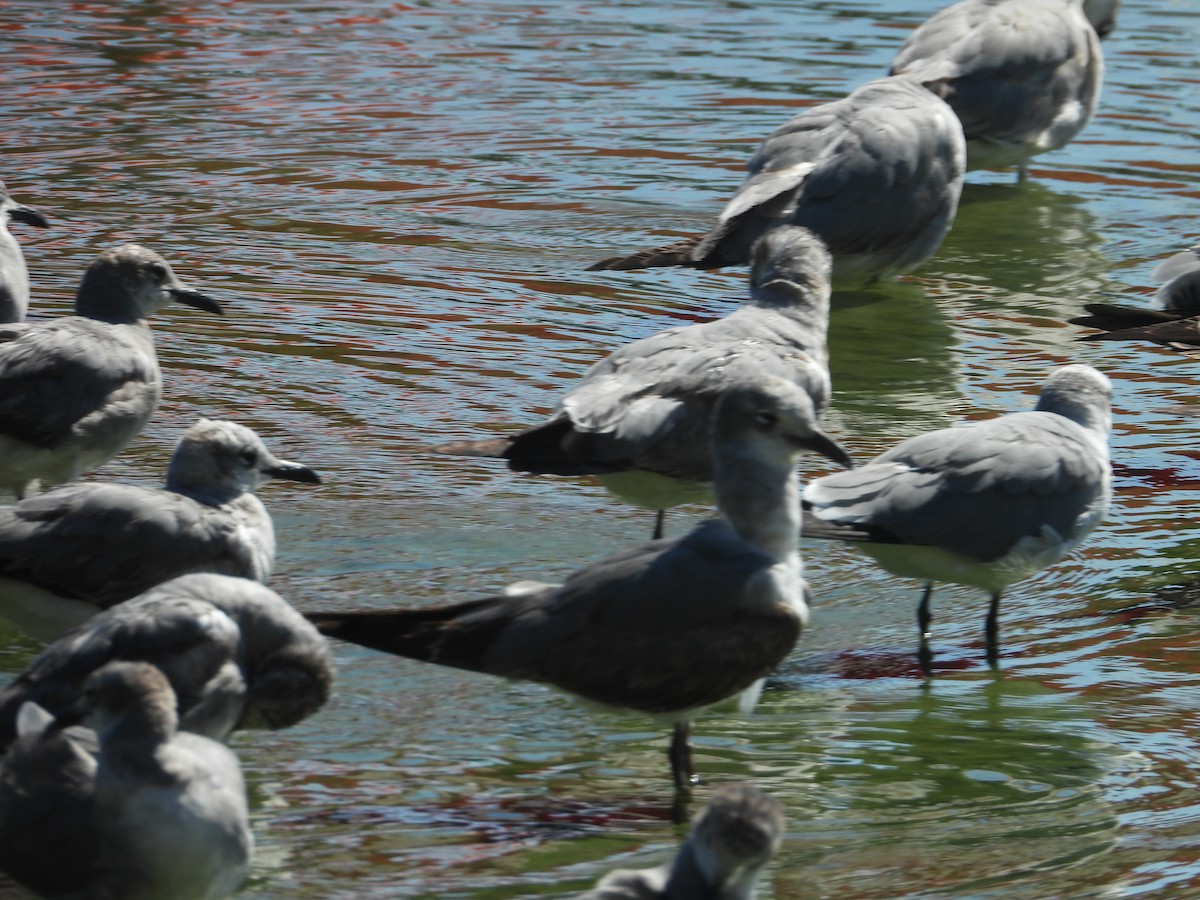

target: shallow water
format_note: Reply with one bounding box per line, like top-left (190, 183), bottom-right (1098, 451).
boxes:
top-left (1, 0), bottom-right (1200, 896)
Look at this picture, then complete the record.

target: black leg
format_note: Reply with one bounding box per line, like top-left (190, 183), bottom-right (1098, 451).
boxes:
top-left (917, 582), bottom-right (934, 676)
top-left (668, 721), bottom-right (696, 793)
top-left (985, 592), bottom-right (1001, 668)
top-left (653, 509), bottom-right (666, 540)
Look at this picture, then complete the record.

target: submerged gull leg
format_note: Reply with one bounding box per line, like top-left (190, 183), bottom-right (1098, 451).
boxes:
top-left (985, 593), bottom-right (1002, 668)
top-left (653, 510), bottom-right (666, 540)
top-left (917, 582), bottom-right (935, 676)
top-left (669, 722), bottom-right (696, 794)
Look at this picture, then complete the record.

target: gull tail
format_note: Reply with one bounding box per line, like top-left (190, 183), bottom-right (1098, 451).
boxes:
top-left (800, 508), bottom-right (902, 544)
top-left (304, 598), bottom-right (509, 672)
top-left (429, 418), bottom-right (628, 476)
top-left (1070, 303), bottom-right (1183, 334)
top-left (587, 234), bottom-right (712, 272)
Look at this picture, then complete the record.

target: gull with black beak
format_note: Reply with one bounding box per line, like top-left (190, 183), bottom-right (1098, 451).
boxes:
top-left (0, 419), bottom-right (320, 638)
top-left (579, 783), bottom-right (785, 900)
top-left (0, 180), bottom-right (49, 324)
top-left (803, 365), bottom-right (1112, 672)
top-left (309, 378), bottom-right (815, 794)
top-left (437, 227), bottom-right (850, 537)
top-left (0, 243), bottom-right (223, 500)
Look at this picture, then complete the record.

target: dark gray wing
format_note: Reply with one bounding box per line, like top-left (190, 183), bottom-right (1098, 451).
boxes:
top-left (0, 318), bottom-right (157, 448)
top-left (805, 411), bottom-right (1109, 562)
top-left (0, 484), bottom-right (252, 607)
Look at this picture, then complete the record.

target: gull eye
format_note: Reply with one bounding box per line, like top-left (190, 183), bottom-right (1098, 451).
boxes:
top-left (753, 411), bottom-right (778, 429)
top-left (149, 263), bottom-right (168, 281)
top-left (239, 449), bottom-right (258, 466)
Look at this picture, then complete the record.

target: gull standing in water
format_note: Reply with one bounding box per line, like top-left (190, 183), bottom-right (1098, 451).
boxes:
top-left (438, 227), bottom-right (850, 537)
top-left (0, 243), bottom-right (223, 500)
top-left (803, 365), bottom-right (1111, 672)
top-left (1073, 243), bottom-right (1200, 348)
top-left (0, 419), bottom-right (320, 638)
top-left (309, 379), bottom-right (816, 793)
top-left (588, 77), bottom-right (965, 282)
top-left (578, 782), bottom-right (785, 900)
top-left (0, 661), bottom-right (252, 899)
top-left (890, 0), bottom-right (1104, 181)
top-left (0, 573), bottom-right (333, 751)
top-left (0, 181), bottom-right (49, 324)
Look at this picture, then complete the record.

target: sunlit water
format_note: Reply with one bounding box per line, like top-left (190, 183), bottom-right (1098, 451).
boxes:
top-left (1, 0), bottom-right (1199, 896)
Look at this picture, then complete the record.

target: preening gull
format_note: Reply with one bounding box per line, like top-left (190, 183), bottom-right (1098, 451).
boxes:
top-left (0, 418), bottom-right (320, 638)
top-left (890, 0), bottom-right (1104, 180)
top-left (588, 77), bottom-right (965, 283)
top-left (439, 227), bottom-right (849, 536)
top-left (803, 364), bottom-right (1111, 671)
top-left (0, 573), bottom-right (333, 751)
top-left (0, 661), bottom-right (252, 899)
top-left (578, 782), bottom-right (785, 900)
top-left (309, 379), bottom-right (815, 792)
top-left (1072, 243), bottom-right (1200, 347)
top-left (0, 180), bottom-right (48, 325)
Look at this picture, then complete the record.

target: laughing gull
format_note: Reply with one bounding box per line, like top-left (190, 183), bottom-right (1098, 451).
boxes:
top-left (1072, 243), bottom-right (1200, 347)
top-left (0, 243), bottom-right (222, 501)
top-left (588, 77), bottom-right (965, 282)
top-left (0, 573), bottom-right (333, 751)
top-left (579, 782), bottom-right (784, 900)
top-left (803, 364), bottom-right (1111, 672)
top-left (0, 661), bottom-right (252, 899)
top-left (0, 181), bottom-right (49, 324)
top-left (890, 0), bottom-right (1104, 181)
top-left (0, 418), bottom-right (320, 638)
top-left (439, 227), bottom-right (850, 536)
top-left (309, 379), bottom-right (815, 792)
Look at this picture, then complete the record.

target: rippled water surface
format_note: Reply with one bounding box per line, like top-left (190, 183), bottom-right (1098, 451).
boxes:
top-left (2, 0), bottom-right (1200, 896)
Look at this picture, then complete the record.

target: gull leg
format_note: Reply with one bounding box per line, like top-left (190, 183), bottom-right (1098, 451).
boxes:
top-left (917, 582), bottom-right (935, 676)
top-left (985, 592), bottom-right (1002, 668)
top-left (653, 510), bottom-right (666, 540)
top-left (669, 721), bottom-right (697, 793)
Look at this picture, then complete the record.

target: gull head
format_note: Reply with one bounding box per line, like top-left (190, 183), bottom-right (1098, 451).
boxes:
top-left (165, 419), bottom-right (321, 504)
top-left (686, 783), bottom-right (784, 898)
top-left (749, 226), bottom-right (832, 302)
top-left (715, 377), bottom-right (851, 469)
top-left (74, 244), bottom-right (222, 323)
top-left (1034, 364), bottom-right (1112, 436)
top-left (84, 661), bottom-right (178, 741)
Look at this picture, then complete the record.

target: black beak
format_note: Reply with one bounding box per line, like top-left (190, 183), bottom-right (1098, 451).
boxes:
top-left (167, 285), bottom-right (223, 316)
top-left (8, 205), bottom-right (49, 228)
top-left (264, 461), bottom-right (322, 485)
top-left (800, 429), bottom-right (854, 469)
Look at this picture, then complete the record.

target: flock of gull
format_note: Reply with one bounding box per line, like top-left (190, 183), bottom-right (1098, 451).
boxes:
top-left (0, 0), bottom-right (1193, 896)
